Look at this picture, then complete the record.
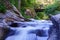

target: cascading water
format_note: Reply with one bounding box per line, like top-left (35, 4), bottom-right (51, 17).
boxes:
top-left (5, 19), bottom-right (53, 40)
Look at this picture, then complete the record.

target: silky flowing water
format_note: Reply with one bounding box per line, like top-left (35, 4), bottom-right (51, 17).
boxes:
top-left (5, 19), bottom-right (53, 40)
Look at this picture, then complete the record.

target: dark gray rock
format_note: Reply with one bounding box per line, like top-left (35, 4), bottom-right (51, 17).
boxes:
top-left (0, 10), bottom-right (19, 39)
top-left (48, 14), bottom-right (60, 40)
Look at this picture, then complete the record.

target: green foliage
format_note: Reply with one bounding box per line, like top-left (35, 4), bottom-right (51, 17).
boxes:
top-left (10, 0), bottom-right (18, 8)
top-left (21, 0), bottom-right (36, 7)
top-left (0, 0), bottom-right (18, 13)
top-left (35, 12), bottom-right (48, 20)
top-left (1, 0), bottom-right (58, 20)
top-left (45, 4), bottom-right (58, 15)
top-left (0, 3), bottom-right (6, 13)
top-left (20, 0), bottom-right (49, 19)
top-left (20, 0), bottom-right (36, 18)
top-left (45, 0), bottom-right (60, 15)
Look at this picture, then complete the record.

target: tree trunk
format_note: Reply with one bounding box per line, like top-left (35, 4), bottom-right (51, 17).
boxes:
top-left (18, 0), bottom-right (21, 11)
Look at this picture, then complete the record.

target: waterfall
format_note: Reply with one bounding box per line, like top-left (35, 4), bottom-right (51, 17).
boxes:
top-left (5, 19), bottom-right (53, 40)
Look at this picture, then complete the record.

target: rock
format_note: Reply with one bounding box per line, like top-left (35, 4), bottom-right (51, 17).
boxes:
top-left (35, 29), bottom-right (46, 37)
top-left (0, 23), bottom-right (15, 40)
top-left (5, 10), bottom-right (25, 21)
top-left (0, 27), bottom-right (4, 40)
top-left (9, 23), bottom-right (19, 27)
top-left (0, 23), bottom-right (6, 40)
top-left (48, 14), bottom-right (60, 40)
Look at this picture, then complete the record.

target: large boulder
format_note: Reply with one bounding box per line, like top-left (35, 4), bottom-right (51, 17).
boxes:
top-left (0, 23), bottom-right (7, 40)
top-left (48, 14), bottom-right (60, 40)
top-left (4, 10), bottom-right (24, 21)
top-left (0, 23), bottom-right (15, 40)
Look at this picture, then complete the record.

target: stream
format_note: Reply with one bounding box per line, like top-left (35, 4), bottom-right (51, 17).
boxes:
top-left (5, 19), bottom-right (53, 40)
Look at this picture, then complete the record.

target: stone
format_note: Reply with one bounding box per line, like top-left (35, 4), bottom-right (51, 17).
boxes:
top-left (48, 14), bottom-right (60, 40)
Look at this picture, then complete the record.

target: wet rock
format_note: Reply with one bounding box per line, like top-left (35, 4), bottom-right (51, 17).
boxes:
top-left (5, 10), bottom-right (25, 21)
top-left (0, 10), bottom-right (32, 40)
top-left (35, 30), bottom-right (46, 37)
top-left (0, 27), bottom-right (4, 40)
top-left (0, 23), bottom-right (15, 40)
top-left (9, 23), bottom-right (19, 27)
top-left (48, 14), bottom-right (60, 40)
